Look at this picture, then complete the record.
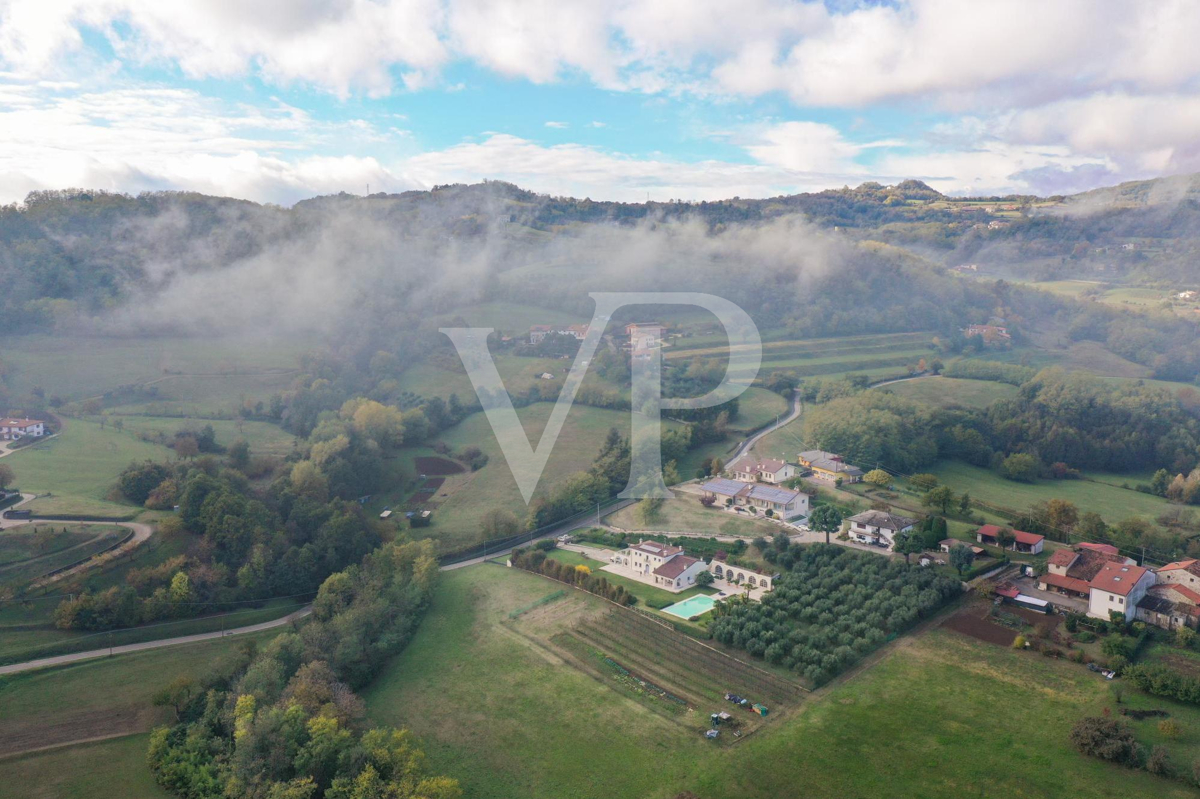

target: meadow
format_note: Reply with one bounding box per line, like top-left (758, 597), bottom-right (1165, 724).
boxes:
top-left (926, 461), bottom-right (1176, 527)
top-left (362, 564), bottom-right (1196, 799)
top-left (604, 496), bottom-right (779, 538)
top-left (879, 375), bottom-right (1018, 409)
top-left (5, 420), bottom-right (171, 517)
top-left (0, 524), bottom-right (126, 589)
top-left (96, 415), bottom-right (299, 457)
top-left (728, 387), bottom-right (789, 433)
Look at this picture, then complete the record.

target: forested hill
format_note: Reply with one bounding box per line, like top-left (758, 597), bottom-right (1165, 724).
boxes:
top-left (1, 175), bottom-right (1199, 382)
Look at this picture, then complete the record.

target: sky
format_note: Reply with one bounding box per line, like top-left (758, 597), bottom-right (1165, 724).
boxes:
top-left (1, 0), bottom-right (1199, 205)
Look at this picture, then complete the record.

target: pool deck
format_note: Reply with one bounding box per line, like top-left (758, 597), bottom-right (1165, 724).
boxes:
top-left (662, 595), bottom-right (717, 619)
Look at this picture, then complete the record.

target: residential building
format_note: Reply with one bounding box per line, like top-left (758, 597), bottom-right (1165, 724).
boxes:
top-left (976, 524), bottom-right (1044, 554)
top-left (609, 540), bottom-right (708, 592)
top-left (726, 455), bottom-right (795, 484)
top-left (964, 324), bottom-right (1011, 343)
top-left (797, 450), bottom-right (864, 483)
top-left (0, 418), bottom-right (45, 440)
top-left (1177, 290), bottom-right (1199, 301)
top-left (847, 510), bottom-right (916, 549)
top-left (699, 477), bottom-right (808, 520)
top-left (1157, 559), bottom-right (1200, 591)
top-left (1087, 562), bottom-right (1155, 620)
top-left (529, 324), bottom-right (589, 344)
top-left (938, 538), bottom-right (985, 556)
top-left (624, 323), bottom-right (665, 358)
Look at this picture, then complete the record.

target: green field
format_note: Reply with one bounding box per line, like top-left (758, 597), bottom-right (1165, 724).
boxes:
top-left (879, 376), bottom-right (1019, 409)
top-left (398, 353), bottom-right (623, 403)
top-left (668, 331), bottom-right (935, 379)
top-left (362, 564), bottom-right (1195, 799)
top-left (605, 496), bottom-right (779, 538)
top-left (0, 524), bottom-right (126, 588)
top-left (96, 415), bottom-right (298, 457)
top-left (1, 334), bottom-right (308, 409)
top-left (5, 420), bottom-right (171, 516)
top-left (729, 387), bottom-right (789, 433)
top-left (927, 461), bottom-right (1176, 526)
top-left (376, 403), bottom-right (683, 551)
top-left (0, 734), bottom-right (169, 799)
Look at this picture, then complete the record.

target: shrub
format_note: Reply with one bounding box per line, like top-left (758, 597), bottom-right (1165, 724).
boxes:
top-left (1069, 716), bottom-right (1144, 768)
top-left (1159, 718), bottom-right (1182, 739)
top-left (1012, 635), bottom-right (1026, 650)
top-left (1147, 745), bottom-right (1173, 777)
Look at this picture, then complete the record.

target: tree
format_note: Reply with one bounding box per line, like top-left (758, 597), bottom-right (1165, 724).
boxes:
top-left (995, 527), bottom-right (1016, 550)
top-left (1069, 716), bottom-right (1144, 768)
top-left (864, 469), bottom-right (892, 488)
top-left (809, 505), bottom-right (843, 545)
top-left (949, 544), bottom-right (976, 574)
top-left (1046, 499), bottom-right (1079, 533)
top-left (910, 474), bottom-right (939, 492)
top-left (635, 497), bottom-right (665, 527)
top-left (957, 491), bottom-right (971, 515)
top-left (480, 508), bottom-right (520, 540)
top-left (696, 570), bottom-right (714, 587)
top-left (893, 531), bottom-right (923, 563)
top-left (0, 463), bottom-right (15, 490)
top-left (1000, 453), bottom-right (1040, 483)
top-left (152, 676), bottom-right (197, 721)
top-left (174, 435), bottom-right (200, 460)
top-left (922, 485), bottom-right (956, 514)
top-left (227, 439), bottom-right (251, 471)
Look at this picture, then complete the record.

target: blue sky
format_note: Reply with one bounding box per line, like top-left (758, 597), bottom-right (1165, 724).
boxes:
top-left (1, 1), bottom-right (1197, 204)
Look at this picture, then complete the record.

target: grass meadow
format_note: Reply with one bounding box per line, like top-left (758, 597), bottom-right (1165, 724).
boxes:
top-left (880, 375), bottom-right (1019, 409)
top-left (361, 564), bottom-right (1198, 799)
top-left (605, 496), bottom-right (778, 538)
top-left (5, 419), bottom-right (171, 517)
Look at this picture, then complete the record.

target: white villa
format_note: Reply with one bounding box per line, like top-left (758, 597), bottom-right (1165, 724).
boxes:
top-left (699, 477), bottom-right (808, 520)
top-left (847, 510), bottom-right (917, 549)
top-left (726, 455), bottom-right (796, 484)
top-left (610, 540), bottom-right (708, 592)
top-left (0, 417), bottom-right (45, 441)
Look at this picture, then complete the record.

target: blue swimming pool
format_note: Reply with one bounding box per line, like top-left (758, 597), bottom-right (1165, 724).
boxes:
top-left (662, 594), bottom-right (718, 619)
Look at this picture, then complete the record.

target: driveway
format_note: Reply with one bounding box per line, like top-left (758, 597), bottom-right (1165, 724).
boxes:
top-left (1013, 576), bottom-right (1089, 613)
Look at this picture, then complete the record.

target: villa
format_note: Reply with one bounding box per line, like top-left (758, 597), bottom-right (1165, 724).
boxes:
top-left (699, 477), bottom-right (809, 520)
top-left (0, 417), bottom-right (45, 440)
top-left (726, 455), bottom-right (796, 484)
top-left (608, 540), bottom-right (708, 592)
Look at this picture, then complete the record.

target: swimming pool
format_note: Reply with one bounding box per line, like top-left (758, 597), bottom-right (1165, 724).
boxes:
top-left (662, 594), bottom-right (718, 619)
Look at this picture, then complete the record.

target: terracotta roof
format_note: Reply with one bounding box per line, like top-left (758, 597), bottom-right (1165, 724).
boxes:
top-left (630, 541), bottom-right (682, 558)
top-left (1038, 572), bottom-right (1091, 595)
top-left (652, 555), bottom-right (700, 579)
top-left (995, 582), bottom-right (1020, 599)
top-left (1076, 542), bottom-right (1120, 557)
top-left (0, 418), bottom-right (41, 427)
top-left (1089, 562), bottom-right (1149, 597)
top-left (1155, 583), bottom-right (1200, 605)
top-left (1047, 550), bottom-right (1078, 568)
top-left (1157, 559), bottom-right (1200, 578)
top-left (1066, 549), bottom-right (1120, 581)
top-left (977, 524), bottom-right (1044, 547)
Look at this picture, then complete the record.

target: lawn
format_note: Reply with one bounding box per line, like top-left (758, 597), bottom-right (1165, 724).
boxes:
top-left (728, 387), bottom-right (788, 433)
top-left (542, 548), bottom-right (715, 609)
top-left (0, 524), bottom-right (126, 588)
top-left (605, 496), bottom-right (779, 538)
top-left (0, 734), bottom-right (170, 799)
top-left (363, 564), bottom-right (1196, 799)
top-left (398, 353), bottom-right (623, 403)
top-left (927, 461), bottom-right (1176, 527)
top-left (403, 403), bottom-right (684, 552)
top-left (5, 419), bottom-right (172, 517)
top-left (880, 376), bottom-right (1019, 409)
top-left (97, 415), bottom-right (299, 457)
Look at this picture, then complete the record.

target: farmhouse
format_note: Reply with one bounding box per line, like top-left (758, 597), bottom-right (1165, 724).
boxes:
top-left (608, 540), bottom-right (709, 592)
top-left (625, 323), bottom-right (665, 358)
top-left (0, 417), bottom-right (45, 440)
top-left (1137, 583), bottom-right (1200, 630)
top-left (976, 524), bottom-right (1044, 554)
top-left (1156, 559), bottom-right (1200, 591)
top-left (699, 477), bottom-right (808, 520)
top-left (847, 510), bottom-right (916, 549)
top-left (939, 538), bottom-right (985, 556)
top-left (726, 455), bottom-right (795, 484)
top-left (529, 324), bottom-right (589, 344)
top-left (964, 324), bottom-right (1011, 343)
top-left (1087, 562), bottom-right (1155, 620)
top-left (797, 450), bottom-right (864, 483)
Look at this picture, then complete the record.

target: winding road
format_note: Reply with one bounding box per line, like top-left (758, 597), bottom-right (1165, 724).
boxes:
top-left (729, 388), bottom-right (802, 462)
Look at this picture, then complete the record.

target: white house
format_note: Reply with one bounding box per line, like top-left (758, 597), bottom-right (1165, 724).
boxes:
top-left (847, 510), bottom-right (916, 549)
top-left (726, 455), bottom-right (795, 484)
top-left (0, 418), bottom-right (45, 441)
top-left (1087, 562), bottom-right (1155, 620)
top-left (699, 478), bottom-right (808, 520)
top-left (609, 540), bottom-right (707, 592)
top-left (529, 324), bottom-right (589, 344)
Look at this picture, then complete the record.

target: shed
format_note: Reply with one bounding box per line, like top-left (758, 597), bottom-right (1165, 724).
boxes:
top-left (752, 703), bottom-right (769, 716)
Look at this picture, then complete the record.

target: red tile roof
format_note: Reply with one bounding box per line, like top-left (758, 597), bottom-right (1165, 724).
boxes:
top-left (1047, 550), bottom-right (1078, 568)
top-left (631, 541), bottom-right (682, 558)
top-left (1158, 583), bottom-right (1200, 605)
top-left (653, 555), bottom-right (700, 579)
top-left (1077, 542), bottom-right (1120, 557)
top-left (977, 524), bottom-right (1044, 546)
top-left (1089, 562), bottom-right (1149, 597)
top-left (1038, 572), bottom-right (1091, 595)
top-left (1157, 560), bottom-right (1200, 578)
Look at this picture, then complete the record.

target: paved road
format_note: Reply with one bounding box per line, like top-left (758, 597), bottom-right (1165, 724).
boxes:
top-left (870, 371), bottom-right (931, 389)
top-left (730, 388), bottom-right (801, 462)
top-left (0, 499), bottom-right (637, 675)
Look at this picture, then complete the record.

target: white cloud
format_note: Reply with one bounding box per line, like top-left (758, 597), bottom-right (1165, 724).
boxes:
top-left (544, 120), bottom-right (568, 129)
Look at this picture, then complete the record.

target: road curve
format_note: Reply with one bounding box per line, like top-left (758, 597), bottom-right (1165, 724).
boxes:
top-left (730, 388), bottom-right (801, 462)
top-left (0, 499), bottom-right (637, 675)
